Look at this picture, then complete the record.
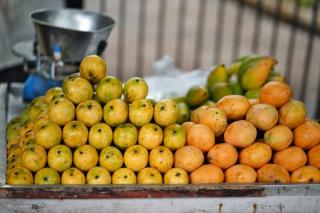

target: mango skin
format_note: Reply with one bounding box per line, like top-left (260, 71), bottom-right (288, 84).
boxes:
top-left (185, 85), bottom-right (208, 108)
top-left (96, 76), bottom-right (123, 104)
top-left (123, 77), bottom-right (148, 104)
top-left (245, 88), bottom-right (260, 99)
top-left (236, 54), bottom-right (258, 63)
top-left (239, 57), bottom-right (277, 90)
top-left (228, 74), bottom-right (243, 95)
top-left (268, 72), bottom-right (286, 83)
top-left (208, 82), bottom-right (233, 102)
top-left (154, 99), bottom-right (178, 127)
top-left (176, 102), bottom-right (190, 124)
top-left (80, 55), bottom-right (106, 84)
top-left (227, 62), bottom-right (241, 76)
top-left (207, 64), bottom-right (228, 87)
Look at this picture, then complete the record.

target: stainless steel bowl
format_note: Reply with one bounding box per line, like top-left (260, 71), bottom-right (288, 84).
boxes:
top-left (30, 8), bottom-right (115, 62)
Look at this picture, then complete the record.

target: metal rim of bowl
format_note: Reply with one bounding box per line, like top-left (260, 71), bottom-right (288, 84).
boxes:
top-left (29, 8), bottom-right (115, 33)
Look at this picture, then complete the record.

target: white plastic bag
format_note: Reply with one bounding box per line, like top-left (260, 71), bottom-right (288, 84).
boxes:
top-left (144, 55), bottom-right (213, 100)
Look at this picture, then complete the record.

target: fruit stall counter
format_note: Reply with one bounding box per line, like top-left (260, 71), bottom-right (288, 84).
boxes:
top-left (0, 83), bottom-right (320, 212)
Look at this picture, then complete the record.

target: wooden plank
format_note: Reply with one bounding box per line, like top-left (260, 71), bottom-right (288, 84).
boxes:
top-left (0, 184), bottom-right (264, 199)
top-left (0, 183), bottom-right (319, 199)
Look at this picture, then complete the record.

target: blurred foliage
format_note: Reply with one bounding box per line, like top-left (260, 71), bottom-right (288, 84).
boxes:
top-left (291, 0), bottom-right (317, 7)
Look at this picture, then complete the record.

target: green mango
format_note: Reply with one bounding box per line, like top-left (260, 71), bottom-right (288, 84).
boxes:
top-left (228, 74), bottom-right (243, 95)
top-left (207, 64), bottom-right (228, 87)
top-left (185, 85), bottom-right (209, 108)
top-left (6, 116), bottom-right (21, 131)
top-left (239, 56), bottom-right (277, 90)
top-left (268, 72), bottom-right (286, 83)
top-left (227, 62), bottom-right (242, 76)
top-left (245, 88), bottom-right (261, 99)
top-left (171, 96), bottom-right (186, 104)
top-left (204, 100), bottom-right (216, 107)
top-left (6, 125), bottom-right (20, 141)
top-left (236, 54), bottom-right (258, 63)
top-left (19, 109), bottom-right (30, 124)
top-left (208, 82), bottom-right (233, 102)
top-left (176, 102), bottom-right (190, 124)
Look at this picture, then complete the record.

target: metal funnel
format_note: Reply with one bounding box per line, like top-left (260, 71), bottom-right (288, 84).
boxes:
top-left (30, 8), bottom-right (115, 62)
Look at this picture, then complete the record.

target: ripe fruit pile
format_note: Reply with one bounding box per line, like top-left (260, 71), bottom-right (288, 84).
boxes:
top-left (182, 80), bottom-right (320, 184)
top-left (172, 55), bottom-right (320, 184)
top-left (173, 55), bottom-right (284, 123)
top-left (6, 55), bottom-right (320, 185)
top-left (6, 55), bottom-right (185, 185)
